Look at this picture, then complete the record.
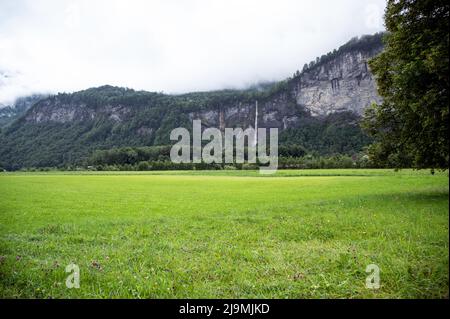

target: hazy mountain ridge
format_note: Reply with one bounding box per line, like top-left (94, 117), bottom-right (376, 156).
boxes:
top-left (0, 94), bottom-right (48, 128)
top-left (0, 33), bottom-right (384, 170)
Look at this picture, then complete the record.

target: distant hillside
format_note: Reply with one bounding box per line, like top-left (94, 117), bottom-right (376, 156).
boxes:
top-left (0, 94), bottom-right (47, 128)
top-left (0, 33), bottom-right (384, 170)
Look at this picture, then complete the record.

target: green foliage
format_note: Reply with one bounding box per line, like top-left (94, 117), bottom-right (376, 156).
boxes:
top-left (84, 140), bottom-right (375, 171)
top-left (89, 146), bottom-right (172, 166)
top-left (363, 0), bottom-right (449, 169)
top-left (279, 112), bottom-right (372, 156)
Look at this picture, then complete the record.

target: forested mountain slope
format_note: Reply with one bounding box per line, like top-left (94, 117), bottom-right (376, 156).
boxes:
top-left (0, 33), bottom-right (384, 170)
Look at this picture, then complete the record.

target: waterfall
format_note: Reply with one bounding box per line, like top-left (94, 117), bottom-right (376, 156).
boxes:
top-left (254, 100), bottom-right (258, 147)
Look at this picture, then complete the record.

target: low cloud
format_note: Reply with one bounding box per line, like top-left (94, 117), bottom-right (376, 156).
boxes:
top-left (0, 0), bottom-right (385, 105)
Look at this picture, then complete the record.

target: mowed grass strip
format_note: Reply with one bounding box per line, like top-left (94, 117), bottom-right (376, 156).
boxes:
top-left (0, 169), bottom-right (448, 298)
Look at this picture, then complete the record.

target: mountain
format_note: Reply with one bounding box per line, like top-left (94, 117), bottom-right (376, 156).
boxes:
top-left (0, 33), bottom-right (384, 170)
top-left (0, 94), bottom-right (47, 128)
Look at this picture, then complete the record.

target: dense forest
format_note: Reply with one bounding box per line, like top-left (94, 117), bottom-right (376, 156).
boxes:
top-left (82, 143), bottom-right (373, 172)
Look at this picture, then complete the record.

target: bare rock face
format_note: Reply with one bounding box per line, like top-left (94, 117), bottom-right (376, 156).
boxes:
top-left (293, 50), bottom-right (382, 116)
top-left (24, 98), bottom-right (131, 124)
top-left (181, 45), bottom-right (383, 131)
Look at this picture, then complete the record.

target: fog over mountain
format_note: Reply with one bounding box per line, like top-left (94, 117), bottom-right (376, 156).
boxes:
top-left (0, 0), bottom-right (385, 105)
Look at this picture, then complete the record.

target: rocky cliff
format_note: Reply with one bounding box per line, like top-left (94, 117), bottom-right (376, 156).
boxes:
top-left (159, 35), bottom-right (384, 131)
top-left (293, 49), bottom-right (382, 116)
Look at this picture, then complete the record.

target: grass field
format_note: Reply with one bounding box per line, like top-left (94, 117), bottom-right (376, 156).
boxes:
top-left (0, 169), bottom-right (448, 298)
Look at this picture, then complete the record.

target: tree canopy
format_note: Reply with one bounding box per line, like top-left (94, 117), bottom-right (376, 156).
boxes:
top-left (363, 0), bottom-right (449, 169)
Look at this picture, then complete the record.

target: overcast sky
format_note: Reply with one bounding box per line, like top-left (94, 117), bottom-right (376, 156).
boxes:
top-left (0, 0), bottom-right (386, 105)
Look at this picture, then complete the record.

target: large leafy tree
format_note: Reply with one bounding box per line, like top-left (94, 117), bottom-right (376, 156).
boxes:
top-left (363, 0), bottom-right (449, 169)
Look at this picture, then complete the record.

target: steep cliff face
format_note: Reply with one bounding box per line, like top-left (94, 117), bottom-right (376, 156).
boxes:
top-left (0, 34), bottom-right (384, 169)
top-left (293, 50), bottom-right (382, 116)
top-left (182, 48), bottom-right (382, 131)
top-left (24, 99), bottom-right (131, 124)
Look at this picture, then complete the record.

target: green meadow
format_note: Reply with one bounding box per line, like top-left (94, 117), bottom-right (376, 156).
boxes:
top-left (0, 169), bottom-right (448, 298)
